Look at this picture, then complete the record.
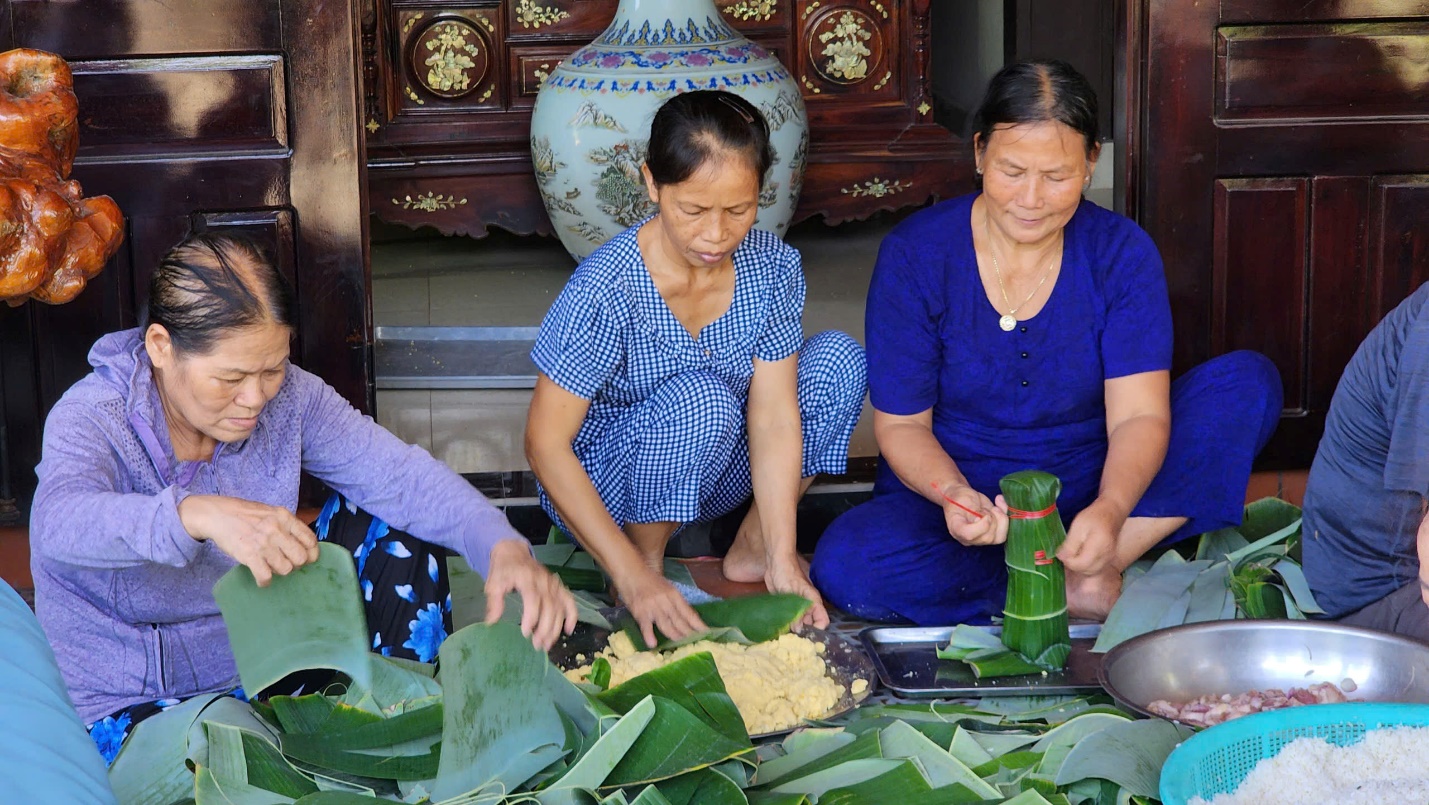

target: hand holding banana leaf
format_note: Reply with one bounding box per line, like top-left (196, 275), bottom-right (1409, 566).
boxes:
top-left (483, 538), bottom-right (579, 650)
top-left (617, 564), bottom-right (709, 651)
top-left (765, 556), bottom-right (830, 630)
top-left (178, 495), bottom-right (320, 587)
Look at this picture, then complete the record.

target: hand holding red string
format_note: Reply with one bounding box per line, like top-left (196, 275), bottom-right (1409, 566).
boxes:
top-left (932, 482), bottom-right (1009, 547)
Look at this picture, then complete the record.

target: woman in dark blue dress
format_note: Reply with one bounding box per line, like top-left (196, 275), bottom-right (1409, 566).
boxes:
top-left (810, 61), bottom-right (1282, 624)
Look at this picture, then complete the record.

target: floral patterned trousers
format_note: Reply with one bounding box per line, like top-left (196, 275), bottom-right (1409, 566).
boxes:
top-left (87, 492), bottom-right (453, 764)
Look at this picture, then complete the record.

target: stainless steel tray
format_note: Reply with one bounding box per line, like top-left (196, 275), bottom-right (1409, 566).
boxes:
top-left (860, 624), bottom-right (1104, 698)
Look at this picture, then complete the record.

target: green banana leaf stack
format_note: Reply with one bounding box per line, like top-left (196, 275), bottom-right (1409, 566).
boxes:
top-left (111, 543), bottom-right (1191, 804)
top-left (1091, 496), bottom-right (1318, 653)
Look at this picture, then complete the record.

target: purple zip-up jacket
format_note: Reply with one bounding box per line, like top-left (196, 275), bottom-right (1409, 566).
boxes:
top-left (30, 329), bottom-right (524, 724)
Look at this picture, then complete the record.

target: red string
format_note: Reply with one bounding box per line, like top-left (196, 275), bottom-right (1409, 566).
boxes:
top-left (1008, 503), bottom-right (1057, 520)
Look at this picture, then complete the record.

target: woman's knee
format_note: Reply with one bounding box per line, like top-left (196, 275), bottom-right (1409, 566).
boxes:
top-left (802, 330), bottom-right (867, 387)
top-left (1196, 350), bottom-right (1284, 444)
top-left (646, 370), bottom-right (741, 436)
top-left (799, 330), bottom-right (868, 416)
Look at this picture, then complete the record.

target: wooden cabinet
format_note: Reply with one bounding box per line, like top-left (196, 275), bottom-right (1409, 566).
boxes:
top-left (361, 0), bottom-right (969, 240)
top-left (1120, 0), bottom-right (1429, 467)
top-left (0, 1), bottom-right (368, 511)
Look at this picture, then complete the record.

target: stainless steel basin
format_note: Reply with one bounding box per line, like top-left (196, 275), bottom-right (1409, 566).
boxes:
top-left (1098, 620), bottom-right (1429, 718)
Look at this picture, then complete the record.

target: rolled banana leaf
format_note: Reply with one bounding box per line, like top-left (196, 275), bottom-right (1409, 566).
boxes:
top-left (999, 471), bottom-right (1071, 671)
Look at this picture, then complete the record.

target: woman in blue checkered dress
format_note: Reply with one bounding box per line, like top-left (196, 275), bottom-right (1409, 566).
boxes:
top-left (526, 91), bottom-right (867, 648)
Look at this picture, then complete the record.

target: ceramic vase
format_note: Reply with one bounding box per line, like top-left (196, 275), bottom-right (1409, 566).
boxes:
top-left (529, 0), bottom-right (809, 262)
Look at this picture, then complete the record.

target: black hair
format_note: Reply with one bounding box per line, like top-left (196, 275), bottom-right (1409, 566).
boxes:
top-left (972, 60), bottom-right (1099, 157)
top-left (142, 233), bottom-right (296, 355)
top-left (645, 90), bottom-right (774, 190)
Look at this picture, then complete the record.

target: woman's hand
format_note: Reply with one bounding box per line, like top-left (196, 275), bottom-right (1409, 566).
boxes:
top-left (937, 484), bottom-right (1009, 547)
top-left (178, 495), bottom-right (319, 587)
top-left (616, 566), bottom-right (708, 650)
top-left (484, 539), bottom-right (578, 651)
top-left (1058, 498), bottom-right (1126, 576)
top-left (765, 557), bottom-right (830, 630)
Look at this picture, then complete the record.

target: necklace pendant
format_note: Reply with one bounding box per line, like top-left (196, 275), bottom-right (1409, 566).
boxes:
top-left (999, 314), bottom-right (1017, 332)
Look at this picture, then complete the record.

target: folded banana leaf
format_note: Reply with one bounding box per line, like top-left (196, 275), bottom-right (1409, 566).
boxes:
top-left (621, 593), bottom-right (812, 651)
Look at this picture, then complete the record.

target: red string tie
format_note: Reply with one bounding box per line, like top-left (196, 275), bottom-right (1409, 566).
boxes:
top-left (1007, 503), bottom-right (1057, 520)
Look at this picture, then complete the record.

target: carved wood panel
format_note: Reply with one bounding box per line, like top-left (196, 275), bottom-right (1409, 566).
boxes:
top-left (394, 9), bottom-right (503, 114)
top-left (796, 0), bottom-right (898, 100)
top-left (365, 0), bottom-right (967, 238)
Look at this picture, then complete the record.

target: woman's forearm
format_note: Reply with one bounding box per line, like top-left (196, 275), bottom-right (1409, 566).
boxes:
top-left (877, 417), bottom-right (969, 504)
top-left (527, 442), bottom-right (649, 586)
top-left (747, 414), bottom-right (801, 562)
top-left (1098, 414), bottom-right (1170, 518)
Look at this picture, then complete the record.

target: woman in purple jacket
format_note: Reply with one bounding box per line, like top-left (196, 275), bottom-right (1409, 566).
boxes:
top-left (30, 233), bottom-right (576, 762)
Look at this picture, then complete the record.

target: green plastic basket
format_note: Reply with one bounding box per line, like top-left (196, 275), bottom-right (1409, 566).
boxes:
top-left (1160, 702), bottom-right (1429, 804)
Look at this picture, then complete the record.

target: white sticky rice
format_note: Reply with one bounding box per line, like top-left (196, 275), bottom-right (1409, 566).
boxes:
top-left (1189, 726), bottom-right (1429, 805)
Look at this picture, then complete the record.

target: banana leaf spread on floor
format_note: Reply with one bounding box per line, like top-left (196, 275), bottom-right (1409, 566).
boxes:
top-left (104, 541), bottom-right (1209, 804)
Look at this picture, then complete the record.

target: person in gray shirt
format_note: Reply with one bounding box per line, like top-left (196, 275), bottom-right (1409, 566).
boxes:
top-left (1302, 281), bottom-right (1429, 640)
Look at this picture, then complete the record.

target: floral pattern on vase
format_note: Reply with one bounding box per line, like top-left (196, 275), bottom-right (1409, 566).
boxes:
top-left (530, 0), bottom-right (809, 261)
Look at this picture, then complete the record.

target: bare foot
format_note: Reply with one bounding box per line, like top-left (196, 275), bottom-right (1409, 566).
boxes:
top-left (1066, 568), bottom-right (1122, 621)
top-left (722, 528), bottom-right (767, 583)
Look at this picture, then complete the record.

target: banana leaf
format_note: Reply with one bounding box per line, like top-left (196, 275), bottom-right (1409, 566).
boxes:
top-left (1194, 526), bottom-right (1250, 561)
top-left (745, 794), bottom-right (811, 805)
top-left (205, 722), bottom-right (319, 799)
top-left (293, 794), bottom-right (386, 804)
top-left (621, 593), bottom-right (811, 651)
top-left (656, 766), bottom-right (749, 805)
top-left (948, 727), bottom-right (995, 768)
top-left (1052, 719), bottom-right (1193, 798)
top-left (625, 787), bottom-right (676, 805)
top-left (213, 543), bottom-right (373, 696)
top-left (430, 622), bottom-right (568, 801)
top-left (753, 729), bottom-right (881, 788)
top-left (754, 732), bottom-right (857, 786)
top-left (1273, 559), bottom-right (1325, 614)
top-left (109, 692), bottom-right (221, 804)
top-left (602, 697), bottom-right (753, 787)
top-left (877, 721), bottom-right (1000, 797)
top-left (810, 760), bottom-right (937, 803)
top-left (1030, 713), bottom-right (1131, 780)
top-left (1183, 563), bottom-right (1232, 624)
top-left (193, 765), bottom-right (295, 805)
top-left (450, 557), bottom-right (613, 633)
top-left (589, 657), bottom-right (613, 690)
top-left (538, 696), bottom-right (656, 803)
top-left (766, 759), bottom-right (907, 796)
top-left (1091, 552), bottom-right (1208, 653)
top-left (936, 625), bottom-right (1051, 678)
top-left (596, 653), bottom-right (749, 744)
top-left (1237, 497), bottom-right (1302, 543)
top-left (535, 543), bottom-right (608, 592)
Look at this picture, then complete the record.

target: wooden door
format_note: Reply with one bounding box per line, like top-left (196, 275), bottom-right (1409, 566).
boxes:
top-left (0, 1), bottom-right (369, 515)
top-left (1121, 0), bottom-right (1429, 467)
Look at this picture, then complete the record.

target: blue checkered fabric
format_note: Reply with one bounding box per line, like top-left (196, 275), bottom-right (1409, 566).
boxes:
top-left (532, 222), bottom-right (867, 527)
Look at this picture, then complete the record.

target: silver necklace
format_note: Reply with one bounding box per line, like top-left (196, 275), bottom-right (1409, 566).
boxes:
top-left (985, 218), bottom-right (1059, 332)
